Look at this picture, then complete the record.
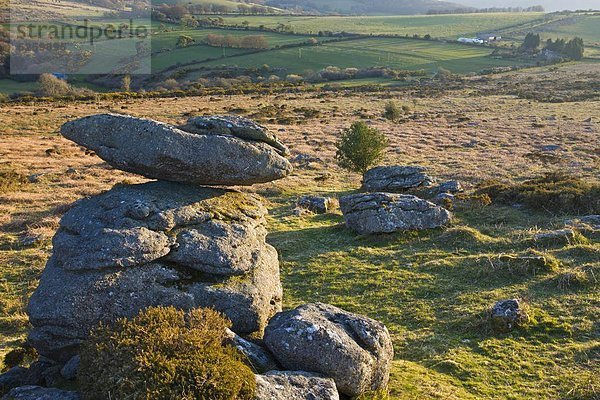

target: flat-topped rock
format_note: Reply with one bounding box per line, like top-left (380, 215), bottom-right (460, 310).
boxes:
top-left (61, 114), bottom-right (292, 186)
top-left (362, 166), bottom-right (434, 192)
top-left (179, 115), bottom-right (289, 156)
top-left (340, 193), bottom-right (451, 234)
top-left (27, 182), bottom-right (282, 362)
top-left (264, 303), bottom-right (393, 398)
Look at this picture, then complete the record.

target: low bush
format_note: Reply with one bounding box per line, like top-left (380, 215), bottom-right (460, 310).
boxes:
top-left (383, 101), bottom-right (402, 122)
top-left (78, 306), bottom-right (256, 400)
top-left (0, 167), bottom-right (28, 193)
top-left (476, 173), bottom-right (600, 214)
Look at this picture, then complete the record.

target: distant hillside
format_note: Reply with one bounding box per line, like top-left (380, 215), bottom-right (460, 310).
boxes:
top-left (264, 0), bottom-right (468, 15)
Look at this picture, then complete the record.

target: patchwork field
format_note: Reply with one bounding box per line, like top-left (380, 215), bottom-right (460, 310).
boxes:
top-left (1, 62), bottom-right (599, 399)
top-left (192, 37), bottom-right (532, 75)
top-left (217, 13), bottom-right (547, 38)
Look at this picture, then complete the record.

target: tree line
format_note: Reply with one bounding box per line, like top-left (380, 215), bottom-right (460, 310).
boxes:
top-left (427, 6), bottom-right (544, 14)
top-left (521, 33), bottom-right (585, 60)
top-left (204, 34), bottom-right (269, 49)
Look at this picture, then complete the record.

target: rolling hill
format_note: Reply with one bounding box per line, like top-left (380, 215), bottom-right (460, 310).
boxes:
top-left (264, 0), bottom-right (468, 15)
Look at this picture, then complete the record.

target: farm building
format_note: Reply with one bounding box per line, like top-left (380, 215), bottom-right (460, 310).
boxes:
top-left (458, 37), bottom-right (485, 44)
top-left (477, 34), bottom-right (502, 41)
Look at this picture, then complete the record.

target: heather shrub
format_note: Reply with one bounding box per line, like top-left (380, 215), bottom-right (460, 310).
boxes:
top-left (78, 306), bottom-right (256, 400)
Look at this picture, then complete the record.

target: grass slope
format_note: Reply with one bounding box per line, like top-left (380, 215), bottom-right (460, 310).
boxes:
top-left (267, 199), bottom-right (599, 399)
top-left (218, 13), bottom-right (546, 38)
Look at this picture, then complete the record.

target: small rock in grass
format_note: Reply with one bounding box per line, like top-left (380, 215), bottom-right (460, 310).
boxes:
top-left (533, 229), bottom-right (578, 246)
top-left (296, 196), bottom-right (335, 214)
top-left (491, 299), bottom-right (527, 333)
top-left (435, 180), bottom-right (463, 194)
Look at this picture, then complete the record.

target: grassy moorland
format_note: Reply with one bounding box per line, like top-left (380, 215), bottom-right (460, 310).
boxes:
top-left (0, 62), bottom-right (598, 399)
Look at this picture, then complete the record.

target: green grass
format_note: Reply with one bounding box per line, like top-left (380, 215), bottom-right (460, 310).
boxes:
top-left (217, 13), bottom-right (546, 38)
top-left (151, 28), bottom-right (312, 51)
top-left (192, 37), bottom-right (531, 75)
top-left (264, 190), bottom-right (600, 399)
top-left (500, 14), bottom-right (600, 46)
top-left (0, 80), bottom-right (38, 95)
top-left (155, 0), bottom-right (281, 12)
top-left (151, 45), bottom-right (248, 72)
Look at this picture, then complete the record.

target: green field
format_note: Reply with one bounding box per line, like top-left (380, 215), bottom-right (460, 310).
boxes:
top-left (188, 37), bottom-right (531, 75)
top-left (217, 13), bottom-right (547, 38)
top-left (0, 79), bottom-right (37, 95)
top-left (154, 0), bottom-right (282, 12)
top-left (152, 45), bottom-right (249, 71)
top-left (151, 27), bottom-right (314, 51)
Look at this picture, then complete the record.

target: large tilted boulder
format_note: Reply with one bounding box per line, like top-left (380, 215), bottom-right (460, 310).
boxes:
top-left (27, 182), bottom-right (282, 362)
top-left (255, 371), bottom-right (339, 400)
top-left (60, 114), bottom-right (292, 186)
top-left (340, 192), bottom-right (451, 234)
top-left (179, 115), bottom-right (289, 156)
top-left (264, 303), bottom-right (393, 398)
top-left (362, 166), bottom-right (434, 192)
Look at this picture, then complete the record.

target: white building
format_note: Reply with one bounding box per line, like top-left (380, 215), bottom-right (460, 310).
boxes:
top-left (458, 37), bottom-right (485, 44)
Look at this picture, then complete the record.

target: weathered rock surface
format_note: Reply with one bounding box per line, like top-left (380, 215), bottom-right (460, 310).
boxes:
top-left (432, 192), bottom-right (455, 205)
top-left (0, 368), bottom-right (28, 393)
top-left (491, 299), bottom-right (527, 333)
top-left (60, 114), bottom-right (292, 186)
top-left (340, 193), bottom-right (452, 234)
top-left (59, 356), bottom-right (80, 381)
top-left (296, 195), bottom-right (335, 214)
top-left (225, 329), bottom-right (278, 373)
top-left (27, 182), bottom-right (282, 362)
top-left (179, 115), bottom-right (289, 156)
top-left (567, 215), bottom-right (600, 230)
top-left (362, 166), bottom-right (434, 192)
top-left (534, 229), bottom-right (577, 246)
top-left (435, 180), bottom-right (463, 194)
top-left (255, 371), bottom-right (339, 400)
top-left (264, 303), bottom-right (393, 397)
top-left (1, 386), bottom-right (79, 400)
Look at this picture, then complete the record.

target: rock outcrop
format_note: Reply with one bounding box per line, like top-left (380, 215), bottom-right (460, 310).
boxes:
top-left (362, 166), bottom-right (434, 192)
top-left (27, 182), bottom-right (282, 362)
top-left (255, 371), bottom-right (339, 400)
top-left (21, 114), bottom-right (394, 399)
top-left (60, 114), bottom-right (292, 186)
top-left (340, 192), bottom-right (452, 234)
top-left (264, 303), bottom-right (393, 397)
